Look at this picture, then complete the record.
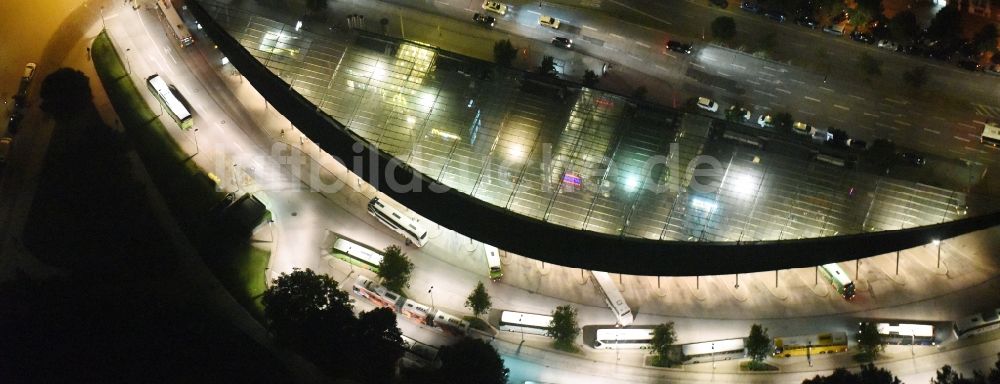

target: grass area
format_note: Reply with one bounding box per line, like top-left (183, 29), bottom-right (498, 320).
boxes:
top-left (462, 315), bottom-right (492, 332)
top-left (740, 361), bottom-right (780, 371)
top-left (91, 31), bottom-right (270, 320)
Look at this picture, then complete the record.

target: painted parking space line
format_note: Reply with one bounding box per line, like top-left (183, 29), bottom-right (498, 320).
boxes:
top-left (849, 95), bottom-right (865, 101)
top-left (655, 64), bottom-right (668, 71)
top-left (831, 117), bottom-right (846, 123)
top-left (923, 128), bottom-right (940, 134)
top-left (527, 10), bottom-right (541, 15)
top-left (833, 104), bottom-right (850, 111)
top-left (636, 41), bottom-right (650, 48)
top-left (790, 79), bottom-right (805, 85)
top-left (731, 63), bottom-right (746, 70)
top-left (804, 96), bottom-right (821, 102)
top-left (875, 122), bottom-right (898, 130)
top-left (754, 89), bottom-right (777, 97)
top-left (717, 71), bottom-right (731, 77)
top-left (885, 97), bottom-right (909, 105)
top-left (954, 136), bottom-right (971, 142)
top-left (664, 52), bottom-right (676, 59)
top-left (819, 86), bottom-right (834, 92)
top-left (609, 33), bottom-right (624, 39)
top-left (776, 88), bottom-right (791, 94)
top-left (973, 119), bottom-right (986, 125)
top-left (863, 112), bottom-right (878, 117)
top-left (583, 25), bottom-right (598, 31)
top-left (691, 62), bottom-right (706, 69)
top-left (798, 109), bottom-right (816, 116)
top-left (763, 65), bottom-right (780, 72)
top-left (894, 120), bottom-right (911, 126)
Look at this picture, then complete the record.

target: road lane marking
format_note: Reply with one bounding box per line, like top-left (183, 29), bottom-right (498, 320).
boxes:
top-left (804, 96), bottom-right (820, 102)
top-left (790, 79), bottom-right (805, 84)
top-left (875, 122), bottom-right (898, 131)
top-left (664, 52), bottom-right (676, 59)
top-left (704, 56), bottom-right (717, 62)
top-left (609, 33), bottom-right (624, 39)
top-left (717, 71), bottom-right (731, 77)
top-left (655, 64), bottom-right (668, 71)
top-left (924, 128), bottom-right (940, 134)
top-left (527, 10), bottom-right (541, 15)
top-left (691, 62), bottom-right (706, 69)
top-left (798, 109), bottom-right (816, 116)
top-left (885, 97), bottom-right (909, 105)
top-left (849, 95), bottom-right (865, 101)
top-left (769, 102), bottom-right (786, 108)
top-left (747, 79), bottom-right (761, 85)
top-left (754, 89), bottom-right (777, 97)
top-left (957, 122), bottom-right (976, 129)
top-left (894, 120), bottom-right (911, 126)
top-left (763, 66), bottom-right (779, 71)
top-left (954, 136), bottom-right (971, 142)
top-left (973, 120), bottom-right (986, 125)
top-left (583, 25), bottom-right (598, 31)
top-left (832, 117), bottom-right (846, 123)
top-left (776, 88), bottom-right (791, 94)
top-left (636, 41), bottom-right (650, 48)
top-left (819, 86), bottom-right (833, 92)
top-left (731, 63), bottom-right (746, 70)
top-left (863, 112), bottom-right (878, 117)
top-left (833, 104), bottom-right (850, 111)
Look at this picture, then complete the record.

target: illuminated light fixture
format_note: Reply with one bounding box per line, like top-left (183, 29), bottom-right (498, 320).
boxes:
top-left (624, 175), bottom-right (640, 192)
top-left (295, 20), bottom-right (303, 31)
top-left (691, 197), bottom-right (718, 212)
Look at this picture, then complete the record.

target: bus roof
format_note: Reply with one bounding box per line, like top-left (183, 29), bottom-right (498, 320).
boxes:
top-left (500, 310), bottom-right (553, 328)
top-left (681, 338), bottom-right (745, 356)
top-left (595, 328), bottom-right (654, 340)
top-left (877, 323), bottom-right (934, 337)
top-left (591, 271), bottom-right (633, 326)
top-left (333, 238), bottom-right (383, 266)
top-left (146, 74), bottom-right (191, 120)
top-left (984, 122), bottom-right (1000, 139)
top-left (484, 245), bottom-right (501, 267)
top-left (774, 332), bottom-right (847, 347)
top-left (821, 263), bottom-right (852, 286)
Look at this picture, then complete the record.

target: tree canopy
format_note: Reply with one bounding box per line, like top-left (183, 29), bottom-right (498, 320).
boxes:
top-left (927, 4), bottom-right (962, 42)
top-left (547, 305), bottom-right (580, 348)
top-left (465, 281), bottom-right (492, 317)
top-left (711, 16), bottom-right (737, 42)
top-left (262, 268), bottom-right (354, 349)
top-left (434, 338), bottom-right (510, 384)
top-left (856, 321), bottom-right (885, 362)
top-left (889, 11), bottom-right (920, 43)
top-left (973, 23), bottom-right (999, 55)
top-left (803, 363), bottom-right (901, 384)
top-left (40, 68), bottom-right (93, 122)
top-left (377, 244), bottom-right (414, 292)
top-left (538, 56), bottom-right (557, 77)
top-left (746, 324), bottom-right (773, 368)
top-left (493, 39), bottom-right (518, 68)
top-left (650, 322), bottom-right (677, 366)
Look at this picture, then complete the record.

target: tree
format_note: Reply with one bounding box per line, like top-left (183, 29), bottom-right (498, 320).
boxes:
top-left (262, 268), bottom-right (354, 349)
top-left (745, 324), bottom-right (772, 370)
top-left (829, 127), bottom-right (849, 147)
top-left (889, 10), bottom-right (920, 43)
top-left (538, 56), bottom-right (557, 76)
top-left (351, 308), bottom-right (406, 383)
top-left (774, 112), bottom-right (793, 130)
top-left (711, 16), bottom-right (737, 42)
top-left (856, 321), bottom-right (885, 362)
top-left (547, 305), bottom-right (580, 348)
top-left (859, 52), bottom-right (882, 77)
top-left (972, 23), bottom-right (999, 56)
top-left (650, 322), bottom-right (677, 366)
top-left (927, 4), bottom-right (961, 42)
top-left (40, 68), bottom-right (93, 122)
top-left (465, 281), bottom-right (492, 318)
top-left (377, 244), bottom-right (414, 292)
top-left (758, 33), bottom-right (778, 54)
top-left (902, 66), bottom-right (928, 89)
top-left (435, 339), bottom-right (510, 384)
top-left (803, 364), bottom-right (901, 384)
top-left (493, 39), bottom-right (517, 68)
top-left (583, 69), bottom-right (600, 87)
top-left (933, 365), bottom-right (969, 384)
top-left (849, 0), bottom-right (884, 32)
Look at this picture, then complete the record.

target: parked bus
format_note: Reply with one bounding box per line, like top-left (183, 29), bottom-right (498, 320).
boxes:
top-left (591, 271), bottom-right (634, 327)
top-left (954, 308), bottom-right (1000, 338)
top-left (773, 332), bottom-right (848, 358)
top-left (982, 122), bottom-right (1000, 147)
top-left (876, 322), bottom-right (937, 345)
top-left (331, 238), bottom-right (383, 272)
top-left (400, 298), bottom-right (432, 325)
top-left (593, 328), bottom-right (655, 350)
top-left (484, 244), bottom-right (502, 281)
top-left (367, 197), bottom-right (429, 247)
top-left (429, 309), bottom-right (469, 336)
top-left (680, 338), bottom-right (746, 364)
top-left (820, 263), bottom-right (856, 300)
top-left (352, 275), bottom-right (403, 311)
top-left (145, 74), bottom-right (193, 130)
top-left (155, 0), bottom-right (194, 47)
top-left (498, 310), bottom-right (553, 336)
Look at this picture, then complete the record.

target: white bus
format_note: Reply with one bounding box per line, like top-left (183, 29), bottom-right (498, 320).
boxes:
top-left (498, 310), bottom-right (553, 336)
top-left (593, 328), bottom-right (655, 350)
top-left (351, 275), bottom-right (403, 311)
top-left (429, 309), bottom-right (470, 336)
top-left (820, 263), bottom-right (856, 300)
top-left (877, 322), bottom-right (937, 345)
top-left (367, 197), bottom-right (429, 247)
top-left (400, 298), bottom-right (432, 325)
top-left (680, 338), bottom-right (746, 364)
top-left (954, 308), bottom-right (1000, 338)
top-left (332, 238), bottom-right (383, 271)
top-left (591, 271), bottom-right (634, 327)
top-left (156, 0), bottom-right (194, 47)
top-left (773, 331), bottom-right (848, 357)
top-left (145, 74), bottom-right (193, 130)
top-left (484, 244), bottom-right (502, 281)
top-left (982, 122), bottom-right (1000, 147)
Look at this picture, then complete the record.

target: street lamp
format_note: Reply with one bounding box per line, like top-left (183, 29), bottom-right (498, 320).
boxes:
top-left (428, 285), bottom-right (434, 308)
top-left (124, 48), bottom-right (132, 75)
top-left (711, 343), bottom-right (716, 369)
top-left (933, 239), bottom-right (942, 268)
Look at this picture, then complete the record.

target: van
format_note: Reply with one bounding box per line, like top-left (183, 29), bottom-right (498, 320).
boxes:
top-left (539, 15), bottom-right (561, 29)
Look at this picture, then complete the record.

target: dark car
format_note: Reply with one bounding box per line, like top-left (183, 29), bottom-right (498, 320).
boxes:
top-left (795, 16), bottom-right (818, 28)
top-left (851, 31), bottom-right (875, 44)
top-left (899, 152), bottom-right (925, 166)
top-left (666, 40), bottom-right (693, 54)
top-left (958, 60), bottom-right (982, 71)
top-left (741, 1), bottom-right (761, 12)
top-left (472, 13), bottom-right (496, 27)
top-left (551, 37), bottom-right (572, 48)
top-left (763, 9), bottom-right (787, 22)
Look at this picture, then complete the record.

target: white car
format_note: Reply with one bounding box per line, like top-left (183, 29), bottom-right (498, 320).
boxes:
top-left (757, 114), bottom-right (774, 128)
top-left (877, 39), bottom-right (899, 51)
top-left (481, 0), bottom-right (508, 15)
top-left (696, 97), bottom-right (719, 112)
top-left (539, 15), bottom-right (561, 29)
top-left (811, 127), bottom-right (833, 142)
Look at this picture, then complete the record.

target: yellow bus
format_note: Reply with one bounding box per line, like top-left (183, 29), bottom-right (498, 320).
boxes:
top-left (773, 331), bottom-right (848, 358)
